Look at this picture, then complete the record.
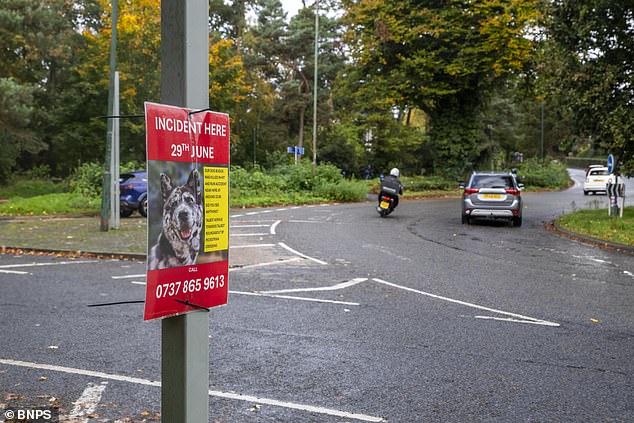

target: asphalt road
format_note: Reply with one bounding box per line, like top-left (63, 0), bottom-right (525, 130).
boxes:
top-left (1, 169), bottom-right (633, 422)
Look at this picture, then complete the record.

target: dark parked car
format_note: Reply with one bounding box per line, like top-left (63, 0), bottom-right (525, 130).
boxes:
top-left (119, 171), bottom-right (147, 217)
top-left (461, 171), bottom-right (524, 226)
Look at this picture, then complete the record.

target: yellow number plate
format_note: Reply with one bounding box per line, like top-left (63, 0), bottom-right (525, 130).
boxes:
top-left (482, 194), bottom-right (503, 199)
top-left (380, 201), bottom-right (390, 208)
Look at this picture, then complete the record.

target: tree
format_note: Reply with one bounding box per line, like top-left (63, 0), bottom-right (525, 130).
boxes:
top-left (543, 0), bottom-right (634, 175)
top-left (341, 0), bottom-right (541, 176)
top-left (0, 0), bottom-right (98, 177)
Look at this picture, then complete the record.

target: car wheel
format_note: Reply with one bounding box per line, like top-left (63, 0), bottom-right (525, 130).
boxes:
top-left (462, 214), bottom-right (470, 225)
top-left (139, 197), bottom-right (148, 218)
top-left (120, 208), bottom-right (133, 218)
top-left (513, 216), bottom-right (522, 227)
top-left (583, 190), bottom-right (588, 196)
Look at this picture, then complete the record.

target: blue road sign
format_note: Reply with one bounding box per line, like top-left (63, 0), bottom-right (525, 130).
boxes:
top-left (607, 154), bottom-right (615, 174)
top-left (287, 146), bottom-right (305, 155)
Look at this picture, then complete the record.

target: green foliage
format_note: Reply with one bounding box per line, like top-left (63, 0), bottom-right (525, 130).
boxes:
top-left (543, 0), bottom-right (634, 176)
top-left (69, 162), bottom-right (103, 197)
top-left (515, 158), bottom-right (570, 189)
top-left (0, 178), bottom-right (65, 199)
top-left (401, 176), bottom-right (457, 192)
top-left (0, 193), bottom-right (100, 216)
top-left (313, 179), bottom-right (368, 202)
top-left (557, 207), bottom-right (634, 247)
top-left (230, 162), bottom-right (365, 206)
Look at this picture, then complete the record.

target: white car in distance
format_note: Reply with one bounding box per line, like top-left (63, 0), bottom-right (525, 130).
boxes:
top-left (583, 166), bottom-right (614, 195)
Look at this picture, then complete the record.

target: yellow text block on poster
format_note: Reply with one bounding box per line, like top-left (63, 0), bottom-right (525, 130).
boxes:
top-left (203, 166), bottom-right (229, 252)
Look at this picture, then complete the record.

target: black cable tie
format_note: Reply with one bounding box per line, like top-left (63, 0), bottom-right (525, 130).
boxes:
top-left (174, 298), bottom-right (210, 312)
top-left (97, 114), bottom-right (145, 119)
top-left (187, 108), bottom-right (212, 117)
top-left (87, 300), bottom-right (145, 307)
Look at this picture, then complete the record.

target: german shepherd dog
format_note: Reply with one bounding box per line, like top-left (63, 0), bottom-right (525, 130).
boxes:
top-left (148, 169), bottom-right (203, 270)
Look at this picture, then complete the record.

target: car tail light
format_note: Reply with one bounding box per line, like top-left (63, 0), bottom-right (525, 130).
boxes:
top-left (505, 189), bottom-right (520, 195)
top-left (513, 209), bottom-right (519, 215)
top-left (122, 183), bottom-right (142, 189)
top-left (464, 188), bottom-right (479, 194)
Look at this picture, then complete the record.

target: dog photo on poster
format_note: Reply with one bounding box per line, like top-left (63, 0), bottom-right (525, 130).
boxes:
top-left (144, 102), bottom-right (230, 321)
top-left (147, 163), bottom-right (228, 270)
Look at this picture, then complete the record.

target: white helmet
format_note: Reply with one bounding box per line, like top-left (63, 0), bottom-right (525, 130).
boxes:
top-left (390, 168), bottom-right (400, 177)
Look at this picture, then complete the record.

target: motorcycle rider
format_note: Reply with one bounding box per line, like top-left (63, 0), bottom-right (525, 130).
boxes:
top-left (378, 168), bottom-right (403, 210)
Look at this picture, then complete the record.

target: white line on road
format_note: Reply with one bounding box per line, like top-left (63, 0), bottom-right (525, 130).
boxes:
top-left (0, 260), bottom-right (98, 269)
top-left (231, 224), bottom-right (270, 228)
top-left (270, 220), bottom-right (281, 235)
top-left (111, 274), bottom-right (145, 279)
top-left (231, 291), bottom-right (360, 306)
top-left (68, 381), bottom-right (108, 422)
top-left (372, 278), bottom-right (560, 327)
top-left (278, 242), bottom-right (327, 265)
top-left (230, 244), bottom-right (276, 249)
top-left (229, 257), bottom-right (301, 272)
top-left (0, 269), bottom-right (29, 274)
top-left (0, 359), bottom-right (383, 422)
top-left (260, 278), bottom-right (368, 295)
top-left (230, 233), bottom-right (269, 237)
top-left (131, 281), bottom-right (146, 285)
top-left (472, 315), bottom-right (558, 326)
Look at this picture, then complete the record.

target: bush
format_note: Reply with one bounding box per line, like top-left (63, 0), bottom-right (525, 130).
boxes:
top-left (314, 179), bottom-right (368, 202)
top-left (0, 178), bottom-right (66, 199)
top-left (69, 162), bottom-right (103, 197)
top-left (516, 158), bottom-right (570, 189)
top-left (401, 175), bottom-right (457, 191)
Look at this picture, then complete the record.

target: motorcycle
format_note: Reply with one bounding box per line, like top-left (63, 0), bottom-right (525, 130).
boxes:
top-left (376, 193), bottom-right (397, 217)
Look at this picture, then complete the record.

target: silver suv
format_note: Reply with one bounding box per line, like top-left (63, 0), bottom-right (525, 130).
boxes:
top-left (461, 171), bottom-right (524, 226)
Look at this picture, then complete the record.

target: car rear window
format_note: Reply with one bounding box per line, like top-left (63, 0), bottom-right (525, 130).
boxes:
top-left (590, 169), bottom-right (609, 176)
top-left (471, 175), bottom-right (514, 189)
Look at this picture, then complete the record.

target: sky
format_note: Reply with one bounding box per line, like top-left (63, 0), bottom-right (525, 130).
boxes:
top-left (280, 0), bottom-right (304, 17)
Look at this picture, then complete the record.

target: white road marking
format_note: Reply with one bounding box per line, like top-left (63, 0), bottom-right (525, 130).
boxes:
top-left (131, 281), bottom-right (146, 285)
top-left (111, 274), bottom-right (145, 279)
top-left (278, 242), bottom-right (327, 265)
top-left (231, 291), bottom-right (360, 306)
top-left (230, 244), bottom-right (276, 249)
top-left (270, 220), bottom-right (281, 235)
top-left (372, 278), bottom-right (560, 327)
top-left (624, 271), bottom-right (634, 278)
top-left (260, 278), bottom-right (367, 294)
top-left (0, 260), bottom-right (97, 269)
top-left (231, 224), bottom-right (270, 228)
top-left (275, 208), bottom-right (288, 212)
top-left (68, 381), bottom-right (108, 422)
top-left (231, 233), bottom-right (269, 237)
top-left (0, 269), bottom-right (29, 274)
top-left (0, 359), bottom-right (383, 422)
top-left (229, 257), bottom-right (302, 272)
top-left (231, 214), bottom-right (244, 218)
top-left (472, 316), bottom-right (557, 326)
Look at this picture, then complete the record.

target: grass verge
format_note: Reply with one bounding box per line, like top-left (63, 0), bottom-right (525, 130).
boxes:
top-left (0, 193), bottom-right (100, 216)
top-left (557, 207), bottom-right (634, 247)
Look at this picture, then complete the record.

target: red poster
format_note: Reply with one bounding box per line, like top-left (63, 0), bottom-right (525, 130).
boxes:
top-left (144, 102), bottom-right (230, 320)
